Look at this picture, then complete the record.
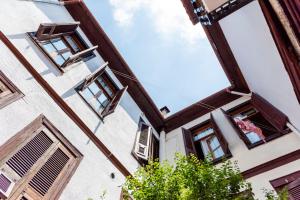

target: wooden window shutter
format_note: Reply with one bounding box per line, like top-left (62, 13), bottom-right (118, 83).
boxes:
top-left (134, 123), bottom-right (152, 160)
top-left (29, 148), bottom-right (70, 196)
top-left (221, 108), bottom-right (252, 147)
top-left (251, 93), bottom-right (288, 132)
top-left (35, 22), bottom-right (80, 41)
top-left (81, 63), bottom-right (108, 90)
top-left (210, 113), bottom-right (230, 155)
top-left (6, 131), bottom-right (53, 177)
top-left (102, 86), bottom-right (128, 117)
top-left (288, 178), bottom-right (300, 200)
top-left (60, 45), bottom-right (98, 68)
top-left (182, 128), bottom-right (197, 156)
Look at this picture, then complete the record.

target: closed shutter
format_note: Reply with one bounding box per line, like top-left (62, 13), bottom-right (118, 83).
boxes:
top-left (6, 131), bottom-right (53, 177)
top-left (221, 108), bottom-right (251, 147)
top-left (182, 128), bottom-right (197, 156)
top-left (35, 22), bottom-right (80, 41)
top-left (61, 46), bottom-right (98, 68)
top-left (29, 148), bottom-right (70, 196)
top-left (134, 123), bottom-right (152, 160)
top-left (288, 178), bottom-right (300, 200)
top-left (210, 113), bottom-right (230, 155)
top-left (251, 93), bottom-right (288, 132)
top-left (102, 86), bottom-right (128, 117)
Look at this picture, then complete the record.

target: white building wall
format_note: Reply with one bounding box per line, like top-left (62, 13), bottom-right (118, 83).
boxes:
top-left (165, 96), bottom-right (300, 199)
top-left (219, 0), bottom-right (300, 133)
top-left (0, 0), bottom-right (158, 199)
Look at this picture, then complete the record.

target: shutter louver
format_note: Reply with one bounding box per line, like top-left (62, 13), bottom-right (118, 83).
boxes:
top-left (288, 178), bottom-right (300, 200)
top-left (221, 108), bottom-right (252, 147)
top-left (210, 113), bottom-right (229, 155)
top-left (6, 132), bottom-right (53, 177)
top-left (29, 148), bottom-right (70, 196)
top-left (251, 93), bottom-right (288, 132)
top-left (35, 22), bottom-right (80, 41)
top-left (0, 174), bottom-right (11, 193)
top-left (102, 86), bottom-right (128, 117)
top-left (182, 128), bottom-right (197, 156)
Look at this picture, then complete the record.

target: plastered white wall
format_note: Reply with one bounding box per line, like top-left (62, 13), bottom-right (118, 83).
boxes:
top-left (165, 96), bottom-right (300, 198)
top-left (0, 0), bottom-right (158, 199)
top-left (219, 0), bottom-right (300, 132)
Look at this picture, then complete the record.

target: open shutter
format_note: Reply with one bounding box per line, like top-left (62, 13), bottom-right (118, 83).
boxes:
top-left (210, 113), bottom-right (229, 155)
top-left (60, 46), bottom-right (98, 68)
top-left (221, 108), bottom-right (251, 147)
top-left (81, 63), bottom-right (108, 90)
top-left (134, 123), bottom-right (152, 160)
top-left (182, 128), bottom-right (197, 156)
top-left (251, 93), bottom-right (288, 132)
top-left (288, 178), bottom-right (300, 200)
top-left (35, 22), bottom-right (80, 41)
top-left (102, 86), bottom-right (128, 117)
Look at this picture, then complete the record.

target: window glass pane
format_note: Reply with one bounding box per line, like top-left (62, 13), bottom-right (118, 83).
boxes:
top-left (61, 51), bottom-right (72, 60)
top-left (42, 43), bottom-right (56, 54)
top-left (98, 94), bottom-right (109, 106)
top-left (213, 147), bottom-right (225, 159)
top-left (88, 83), bottom-right (100, 95)
top-left (246, 132), bottom-right (261, 144)
top-left (54, 55), bottom-right (65, 66)
top-left (81, 88), bottom-right (94, 102)
top-left (51, 39), bottom-right (67, 51)
top-left (194, 128), bottom-right (214, 141)
top-left (90, 98), bottom-right (102, 112)
top-left (97, 77), bottom-right (114, 97)
top-left (65, 36), bottom-right (80, 53)
top-left (209, 136), bottom-right (220, 150)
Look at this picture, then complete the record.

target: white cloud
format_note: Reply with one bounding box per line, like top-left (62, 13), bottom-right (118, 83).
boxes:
top-left (108, 0), bottom-right (206, 44)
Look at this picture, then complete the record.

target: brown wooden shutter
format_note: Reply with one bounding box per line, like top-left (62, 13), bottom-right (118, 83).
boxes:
top-left (251, 93), bottom-right (288, 132)
top-left (182, 128), bottom-right (197, 156)
top-left (221, 108), bottom-right (251, 147)
top-left (60, 46), bottom-right (98, 68)
top-left (102, 86), bottom-right (128, 117)
top-left (210, 113), bottom-right (230, 155)
top-left (6, 132), bottom-right (53, 177)
top-left (35, 22), bottom-right (80, 41)
top-left (288, 178), bottom-right (300, 200)
top-left (81, 63), bottom-right (108, 90)
top-left (29, 148), bottom-right (70, 196)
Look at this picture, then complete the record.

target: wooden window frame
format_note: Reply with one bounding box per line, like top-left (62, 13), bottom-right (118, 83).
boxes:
top-left (0, 71), bottom-right (23, 109)
top-left (188, 119), bottom-right (232, 164)
top-left (0, 115), bottom-right (83, 200)
top-left (76, 66), bottom-right (127, 120)
top-left (27, 29), bottom-right (96, 73)
top-left (226, 101), bottom-right (290, 149)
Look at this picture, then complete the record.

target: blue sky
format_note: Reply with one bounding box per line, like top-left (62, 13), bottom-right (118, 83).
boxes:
top-left (85, 0), bottom-right (230, 114)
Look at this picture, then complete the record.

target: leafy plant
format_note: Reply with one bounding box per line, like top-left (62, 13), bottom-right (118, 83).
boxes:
top-left (123, 154), bottom-right (288, 200)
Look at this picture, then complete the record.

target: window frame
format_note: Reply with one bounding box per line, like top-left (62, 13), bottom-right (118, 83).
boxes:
top-left (189, 120), bottom-right (231, 164)
top-left (0, 70), bottom-right (23, 109)
top-left (226, 101), bottom-right (290, 149)
top-left (0, 115), bottom-right (83, 200)
top-left (27, 29), bottom-right (96, 73)
top-left (76, 67), bottom-right (126, 119)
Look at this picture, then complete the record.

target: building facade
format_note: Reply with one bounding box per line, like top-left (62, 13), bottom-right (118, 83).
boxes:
top-left (0, 0), bottom-right (299, 199)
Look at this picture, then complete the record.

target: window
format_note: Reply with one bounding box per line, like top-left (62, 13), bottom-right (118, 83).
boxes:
top-left (77, 65), bottom-right (127, 119)
top-left (225, 94), bottom-right (290, 149)
top-left (0, 71), bottom-right (23, 109)
top-left (270, 171), bottom-right (300, 198)
top-left (132, 118), bottom-right (159, 165)
top-left (28, 22), bottom-right (97, 72)
top-left (0, 115), bottom-right (82, 200)
top-left (182, 114), bottom-right (231, 163)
